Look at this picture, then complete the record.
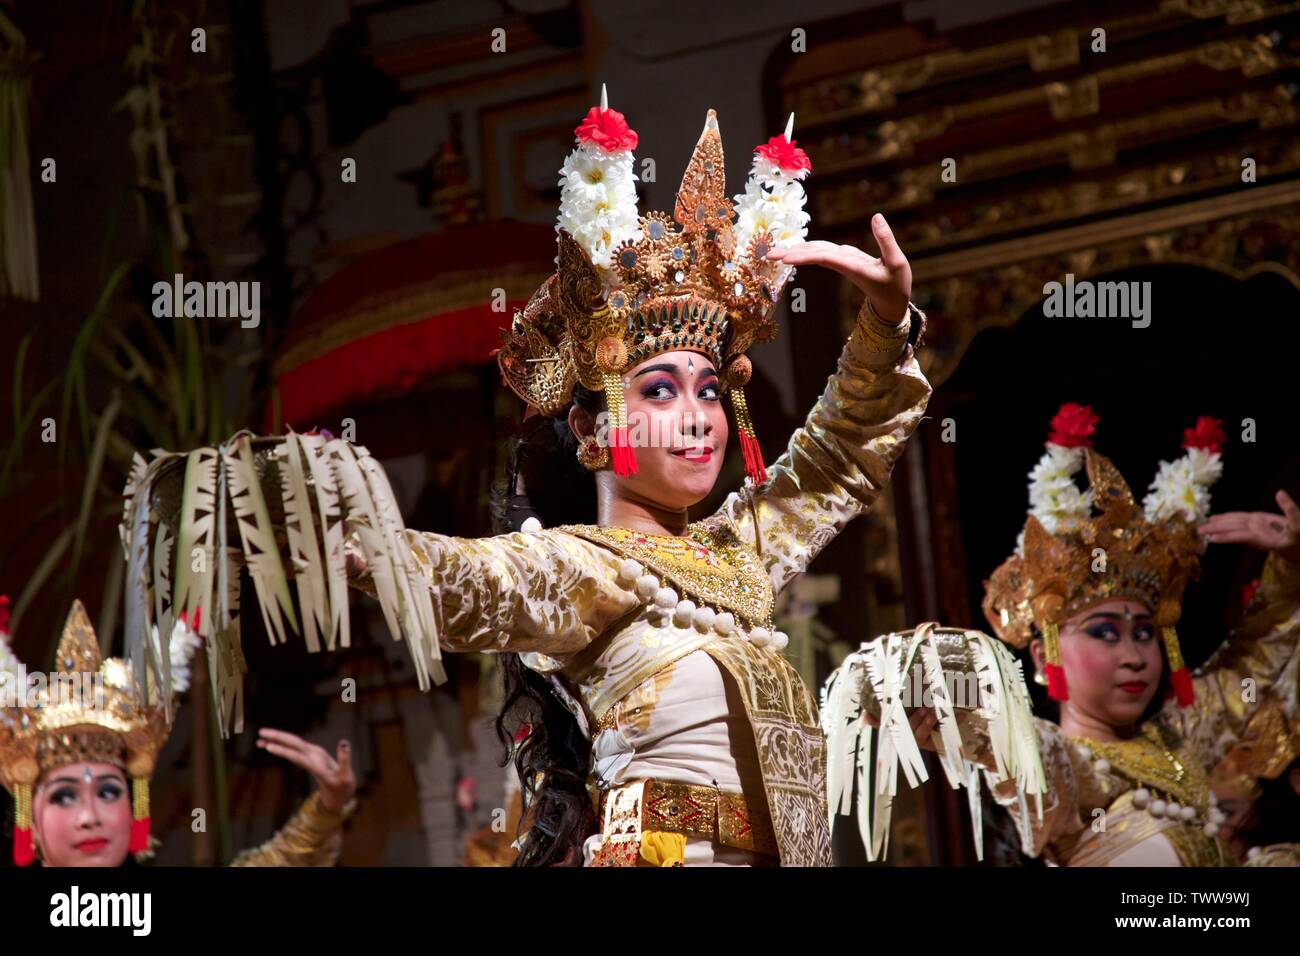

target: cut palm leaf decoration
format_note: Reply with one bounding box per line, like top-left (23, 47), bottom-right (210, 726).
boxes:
top-left (821, 623), bottom-right (1045, 862)
top-left (120, 430), bottom-right (446, 734)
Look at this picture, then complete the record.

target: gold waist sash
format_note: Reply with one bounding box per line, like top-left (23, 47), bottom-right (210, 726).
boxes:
top-left (598, 778), bottom-right (780, 861)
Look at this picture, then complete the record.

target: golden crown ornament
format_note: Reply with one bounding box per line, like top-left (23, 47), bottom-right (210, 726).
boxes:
top-left (983, 405), bottom-right (1227, 708)
top-left (496, 86), bottom-right (814, 483)
top-left (0, 600), bottom-right (201, 865)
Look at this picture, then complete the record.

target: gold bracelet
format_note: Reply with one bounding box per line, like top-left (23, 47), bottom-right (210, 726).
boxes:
top-left (857, 298), bottom-right (926, 355)
top-left (866, 297), bottom-right (909, 327)
top-left (857, 310), bottom-right (910, 355)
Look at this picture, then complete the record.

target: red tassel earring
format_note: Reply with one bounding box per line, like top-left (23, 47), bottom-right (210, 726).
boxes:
top-left (603, 372), bottom-right (638, 477)
top-left (13, 782), bottom-right (33, 866)
top-left (597, 337), bottom-right (638, 478)
top-left (1041, 621), bottom-right (1068, 702)
top-left (129, 777), bottom-right (151, 855)
top-left (725, 356), bottom-right (767, 485)
top-left (1162, 626), bottom-right (1194, 708)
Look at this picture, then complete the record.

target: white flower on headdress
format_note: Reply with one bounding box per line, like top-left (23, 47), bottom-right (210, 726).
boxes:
top-left (735, 178), bottom-right (809, 250)
top-left (1144, 454), bottom-right (1218, 525)
top-left (1025, 445), bottom-right (1094, 539)
top-left (556, 108), bottom-right (640, 271)
top-left (148, 616), bottom-right (203, 695)
top-left (1142, 418), bottom-right (1225, 526)
top-left (1015, 404), bottom-right (1099, 556)
top-left (1183, 447), bottom-right (1223, 486)
top-left (733, 116), bottom-right (812, 258)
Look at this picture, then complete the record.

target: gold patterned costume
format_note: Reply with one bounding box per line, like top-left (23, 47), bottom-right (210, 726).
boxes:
top-left (0, 600), bottom-right (351, 867)
top-left (1209, 678), bottom-right (1300, 866)
top-left (822, 567), bottom-right (1300, 868)
top-left (230, 791), bottom-right (354, 867)
top-left (822, 409), bottom-right (1300, 866)
top-left (978, 550), bottom-right (1300, 866)
top-left (350, 297), bottom-right (930, 865)
top-left (116, 93), bottom-right (930, 866)
top-left (973, 413), bottom-right (1300, 866)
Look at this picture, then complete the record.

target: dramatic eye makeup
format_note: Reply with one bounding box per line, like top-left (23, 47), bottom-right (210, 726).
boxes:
top-left (46, 773), bottom-right (125, 806)
top-left (634, 362), bottom-right (721, 401)
top-left (1081, 612), bottom-right (1154, 642)
top-left (1085, 622), bottom-right (1120, 641)
top-left (697, 371), bottom-right (721, 400)
top-left (98, 781), bottom-right (124, 801)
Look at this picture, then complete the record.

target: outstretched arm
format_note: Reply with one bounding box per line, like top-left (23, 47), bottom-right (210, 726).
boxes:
top-left (1163, 490), bottom-right (1300, 766)
top-left (346, 525), bottom-right (641, 657)
top-left (711, 217), bottom-right (932, 595)
top-left (229, 728), bottom-right (357, 867)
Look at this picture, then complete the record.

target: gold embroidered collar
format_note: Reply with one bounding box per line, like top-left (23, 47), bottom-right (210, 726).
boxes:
top-left (1073, 723), bottom-right (1208, 813)
top-left (559, 518), bottom-right (773, 627)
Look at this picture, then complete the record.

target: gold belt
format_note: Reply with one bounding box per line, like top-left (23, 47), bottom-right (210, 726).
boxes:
top-left (601, 779), bottom-right (780, 859)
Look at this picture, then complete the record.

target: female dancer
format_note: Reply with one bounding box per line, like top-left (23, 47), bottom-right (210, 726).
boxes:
top-left (827, 406), bottom-right (1299, 865)
top-left (0, 600), bottom-right (355, 866)
top-left (343, 94), bottom-right (932, 865)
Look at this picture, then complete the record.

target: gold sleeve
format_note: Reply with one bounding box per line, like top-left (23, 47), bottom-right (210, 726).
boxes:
top-left (982, 718), bottom-right (1108, 860)
top-left (348, 526), bottom-right (640, 656)
top-left (1161, 551), bottom-right (1300, 769)
top-left (711, 298), bottom-right (932, 595)
top-left (228, 792), bottom-right (355, 867)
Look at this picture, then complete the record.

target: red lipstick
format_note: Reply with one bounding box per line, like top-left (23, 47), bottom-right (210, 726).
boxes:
top-left (671, 446), bottom-right (712, 463)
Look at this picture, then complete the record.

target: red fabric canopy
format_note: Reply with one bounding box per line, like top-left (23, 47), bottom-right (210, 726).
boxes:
top-left (268, 221), bottom-right (556, 432)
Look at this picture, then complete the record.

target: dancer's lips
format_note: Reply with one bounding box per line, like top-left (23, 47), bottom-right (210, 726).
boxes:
top-left (75, 838), bottom-right (110, 853)
top-left (671, 445), bottom-right (713, 462)
top-left (1118, 681), bottom-right (1148, 695)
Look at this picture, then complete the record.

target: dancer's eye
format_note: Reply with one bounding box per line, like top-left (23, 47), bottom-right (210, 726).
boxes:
top-left (98, 781), bottom-right (124, 802)
top-left (50, 787), bottom-right (78, 807)
top-left (1134, 625), bottom-right (1156, 642)
top-left (642, 379), bottom-right (676, 400)
top-left (699, 382), bottom-right (721, 401)
top-left (1086, 624), bottom-right (1120, 642)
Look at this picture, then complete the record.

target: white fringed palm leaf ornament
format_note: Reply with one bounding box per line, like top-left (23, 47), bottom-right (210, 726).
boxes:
top-left (821, 623), bottom-right (1045, 862)
top-left (119, 430), bottom-right (443, 734)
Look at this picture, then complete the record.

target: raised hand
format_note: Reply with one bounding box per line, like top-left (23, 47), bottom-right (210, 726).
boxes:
top-left (765, 213), bottom-right (912, 325)
top-left (257, 727), bottom-right (357, 813)
top-left (1199, 490), bottom-right (1300, 564)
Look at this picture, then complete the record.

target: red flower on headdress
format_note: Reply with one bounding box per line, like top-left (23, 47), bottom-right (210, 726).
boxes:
top-left (1046, 403), bottom-right (1098, 448)
top-left (1242, 578), bottom-right (1261, 608)
top-left (0, 594), bottom-right (9, 634)
top-left (755, 135), bottom-right (811, 175)
top-left (575, 106), bottom-right (638, 152)
top-left (1182, 416), bottom-right (1226, 453)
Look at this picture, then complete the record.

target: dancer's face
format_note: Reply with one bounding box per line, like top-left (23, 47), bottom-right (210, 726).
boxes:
top-left (32, 762), bottom-right (133, 867)
top-left (600, 349), bottom-right (729, 509)
top-left (1036, 599), bottom-right (1162, 729)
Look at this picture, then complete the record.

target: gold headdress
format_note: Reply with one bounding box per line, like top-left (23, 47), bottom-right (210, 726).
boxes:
top-left (0, 600), bottom-right (175, 865)
top-left (983, 406), bottom-right (1226, 707)
top-left (496, 89), bottom-right (812, 482)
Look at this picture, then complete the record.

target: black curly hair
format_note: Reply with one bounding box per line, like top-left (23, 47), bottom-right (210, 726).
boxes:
top-left (489, 385), bottom-right (605, 866)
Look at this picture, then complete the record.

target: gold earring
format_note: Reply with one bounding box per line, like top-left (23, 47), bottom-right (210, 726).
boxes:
top-left (577, 435), bottom-right (610, 471)
top-left (1033, 671), bottom-right (1048, 687)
